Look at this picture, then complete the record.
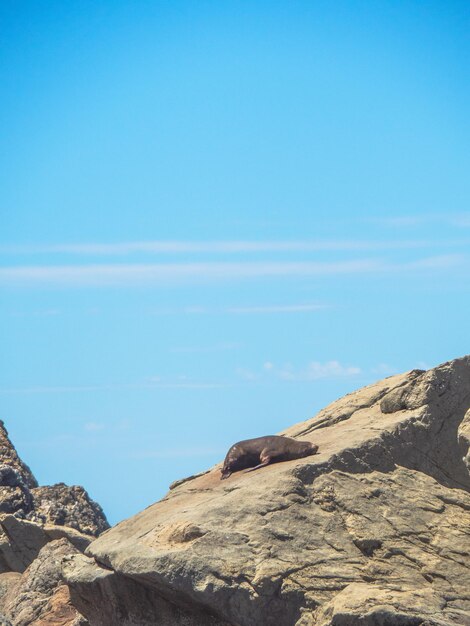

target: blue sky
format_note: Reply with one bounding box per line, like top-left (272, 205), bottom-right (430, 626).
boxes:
top-left (1, 1), bottom-right (469, 524)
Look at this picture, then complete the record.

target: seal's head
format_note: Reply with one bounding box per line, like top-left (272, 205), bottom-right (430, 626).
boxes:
top-left (221, 455), bottom-right (236, 479)
top-left (220, 466), bottom-right (232, 480)
top-left (297, 441), bottom-right (319, 457)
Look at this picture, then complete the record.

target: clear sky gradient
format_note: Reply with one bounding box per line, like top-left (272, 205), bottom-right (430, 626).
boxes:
top-left (1, 1), bottom-right (469, 524)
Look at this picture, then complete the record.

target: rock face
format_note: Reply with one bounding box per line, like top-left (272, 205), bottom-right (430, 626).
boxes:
top-left (0, 420), bottom-right (109, 625)
top-left (0, 422), bottom-right (108, 538)
top-left (65, 356), bottom-right (470, 626)
top-left (0, 422), bottom-right (37, 490)
top-left (4, 538), bottom-right (87, 626)
top-left (28, 485), bottom-right (109, 537)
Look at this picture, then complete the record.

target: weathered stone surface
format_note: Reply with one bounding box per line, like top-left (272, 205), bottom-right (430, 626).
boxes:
top-left (312, 583), bottom-right (462, 626)
top-left (64, 553), bottom-right (230, 626)
top-left (0, 422), bottom-right (37, 489)
top-left (4, 538), bottom-right (87, 626)
top-left (65, 356), bottom-right (470, 626)
top-left (0, 515), bottom-right (48, 573)
top-left (0, 573), bottom-right (21, 613)
top-left (0, 428), bottom-right (36, 519)
top-left (27, 484), bottom-right (109, 538)
top-left (0, 486), bottom-right (32, 519)
top-left (44, 525), bottom-right (92, 553)
top-left (0, 422), bottom-right (108, 623)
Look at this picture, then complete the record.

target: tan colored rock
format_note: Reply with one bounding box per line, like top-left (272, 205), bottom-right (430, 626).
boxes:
top-left (64, 553), bottom-right (230, 626)
top-left (64, 356), bottom-right (470, 626)
top-left (0, 516), bottom-right (48, 573)
top-left (312, 583), bottom-right (460, 626)
top-left (44, 526), bottom-right (92, 553)
top-left (458, 409), bottom-right (470, 474)
top-left (4, 538), bottom-right (87, 626)
top-left (0, 572), bottom-right (21, 613)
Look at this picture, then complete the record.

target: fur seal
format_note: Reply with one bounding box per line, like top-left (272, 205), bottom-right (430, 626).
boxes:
top-left (221, 435), bottom-right (318, 479)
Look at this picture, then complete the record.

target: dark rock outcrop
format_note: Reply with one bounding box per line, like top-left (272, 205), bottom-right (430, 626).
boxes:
top-left (0, 422), bottom-right (108, 538)
top-left (0, 423), bottom-right (37, 490)
top-left (28, 485), bottom-right (109, 537)
top-left (0, 420), bottom-right (108, 625)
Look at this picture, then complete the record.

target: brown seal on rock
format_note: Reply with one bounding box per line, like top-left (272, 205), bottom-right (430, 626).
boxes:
top-left (221, 435), bottom-right (318, 479)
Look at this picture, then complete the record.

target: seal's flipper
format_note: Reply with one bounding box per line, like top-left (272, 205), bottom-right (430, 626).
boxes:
top-left (244, 455), bottom-right (271, 473)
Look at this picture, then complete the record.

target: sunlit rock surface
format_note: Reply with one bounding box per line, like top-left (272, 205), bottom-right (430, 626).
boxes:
top-left (63, 356), bottom-right (470, 626)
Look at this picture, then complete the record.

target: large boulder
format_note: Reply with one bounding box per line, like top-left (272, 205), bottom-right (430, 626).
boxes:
top-left (65, 356), bottom-right (470, 626)
top-left (3, 538), bottom-right (88, 626)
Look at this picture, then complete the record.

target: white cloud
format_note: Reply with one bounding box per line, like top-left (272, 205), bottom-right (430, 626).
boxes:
top-left (225, 304), bottom-right (328, 314)
top-left (149, 303), bottom-right (329, 315)
top-left (1, 254), bottom-right (464, 287)
top-left (235, 367), bottom-right (260, 382)
top-left (84, 422), bottom-right (105, 432)
top-left (276, 360), bottom-right (362, 381)
top-left (170, 342), bottom-right (240, 353)
top-left (0, 260), bottom-right (381, 287)
top-left (451, 214), bottom-right (470, 227)
top-left (236, 360), bottom-right (362, 383)
top-left (0, 239), bottom-right (437, 255)
top-left (145, 376), bottom-right (228, 389)
top-left (129, 446), bottom-right (224, 459)
top-left (0, 379), bottom-right (228, 395)
top-left (371, 363), bottom-right (398, 376)
top-left (369, 216), bottom-right (426, 227)
top-left (2, 237), bottom-right (469, 257)
top-left (370, 213), bottom-right (470, 230)
top-left (9, 309), bottom-right (61, 317)
top-left (405, 253), bottom-right (464, 269)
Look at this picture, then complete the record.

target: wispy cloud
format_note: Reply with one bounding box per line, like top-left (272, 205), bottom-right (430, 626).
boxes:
top-left (146, 375), bottom-right (227, 389)
top-left (405, 254), bottom-right (464, 269)
top-left (0, 260), bottom-right (378, 286)
top-left (170, 342), bottom-right (240, 353)
top-left (270, 360), bottom-right (362, 381)
top-left (150, 303), bottom-right (329, 315)
top-left (452, 215), bottom-right (470, 227)
top-left (225, 304), bottom-right (328, 314)
top-left (369, 213), bottom-right (470, 229)
top-left (1, 238), bottom-right (469, 256)
top-left (9, 309), bottom-right (61, 317)
top-left (84, 422), bottom-right (105, 432)
top-left (0, 255), bottom-right (464, 287)
top-left (369, 216), bottom-right (427, 227)
top-left (0, 379), bottom-right (228, 395)
top-left (237, 360), bottom-right (362, 382)
top-left (129, 446), bottom-right (224, 460)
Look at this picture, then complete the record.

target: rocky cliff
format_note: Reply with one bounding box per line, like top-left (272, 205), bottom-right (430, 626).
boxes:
top-left (0, 421), bottom-right (109, 625)
top-left (1, 357), bottom-right (470, 626)
top-left (61, 356), bottom-right (470, 626)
